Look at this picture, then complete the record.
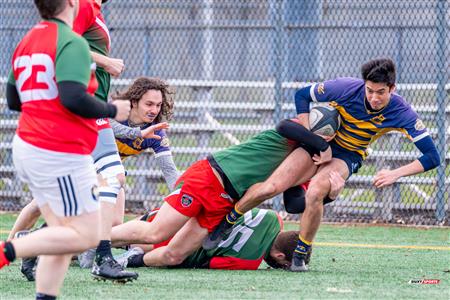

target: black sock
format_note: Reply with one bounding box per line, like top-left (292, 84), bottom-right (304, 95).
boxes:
top-left (95, 240), bottom-right (112, 263)
top-left (4, 242), bottom-right (16, 262)
top-left (127, 254), bottom-right (146, 268)
top-left (36, 292), bottom-right (56, 300)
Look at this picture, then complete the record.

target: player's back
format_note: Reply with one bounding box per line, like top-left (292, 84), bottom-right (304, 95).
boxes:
top-left (211, 130), bottom-right (296, 198)
top-left (11, 19), bottom-right (98, 155)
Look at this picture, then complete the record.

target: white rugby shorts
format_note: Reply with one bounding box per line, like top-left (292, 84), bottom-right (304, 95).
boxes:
top-left (12, 135), bottom-right (99, 217)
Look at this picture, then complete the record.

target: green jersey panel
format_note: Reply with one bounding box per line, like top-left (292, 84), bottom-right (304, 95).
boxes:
top-left (94, 67), bottom-right (110, 102)
top-left (181, 208), bottom-right (281, 268)
top-left (8, 70), bottom-right (15, 85)
top-left (212, 130), bottom-right (295, 198)
top-left (55, 20), bottom-right (92, 86)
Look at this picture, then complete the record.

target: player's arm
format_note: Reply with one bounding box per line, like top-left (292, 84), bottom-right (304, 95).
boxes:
top-left (373, 135), bottom-right (440, 188)
top-left (276, 119), bottom-right (329, 153)
top-left (110, 118), bottom-right (142, 139)
top-left (6, 70), bottom-right (21, 111)
top-left (56, 38), bottom-right (121, 119)
top-left (152, 130), bottom-right (180, 190)
top-left (91, 51), bottom-right (124, 77)
top-left (374, 111), bottom-right (440, 188)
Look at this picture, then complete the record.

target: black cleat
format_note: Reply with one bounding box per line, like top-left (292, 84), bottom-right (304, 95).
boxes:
top-left (290, 254), bottom-right (308, 272)
top-left (91, 256), bottom-right (138, 283)
top-left (21, 256), bottom-right (38, 281)
top-left (202, 219), bottom-right (233, 250)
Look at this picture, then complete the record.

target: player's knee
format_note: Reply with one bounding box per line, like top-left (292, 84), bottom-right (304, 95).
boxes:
top-left (116, 173), bottom-right (126, 188)
top-left (261, 181), bottom-right (279, 198)
top-left (28, 201), bottom-right (41, 218)
top-left (163, 248), bottom-right (186, 265)
top-left (305, 178), bottom-right (329, 205)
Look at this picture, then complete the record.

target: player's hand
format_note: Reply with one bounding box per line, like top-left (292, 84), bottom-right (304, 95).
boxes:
top-left (373, 169), bottom-right (399, 188)
top-left (141, 122), bottom-right (169, 139)
top-left (328, 171), bottom-right (345, 200)
top-left (104, 57), bottom-right (125, 77)
top-left (312, 146), bottom-right (332, 165)
top-left (112, 100), bottom-right (131, 122)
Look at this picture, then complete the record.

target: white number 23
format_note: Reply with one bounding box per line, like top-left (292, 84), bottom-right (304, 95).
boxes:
top-left (13, 53), bottom-right (58, 103)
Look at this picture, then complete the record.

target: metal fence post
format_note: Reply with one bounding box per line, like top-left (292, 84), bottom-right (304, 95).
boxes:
top-left (435, 0), bottom-right (448, 223)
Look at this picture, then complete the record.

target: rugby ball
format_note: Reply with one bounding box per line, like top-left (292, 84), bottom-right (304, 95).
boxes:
top-left (309, 105), bottom-right (341, 137)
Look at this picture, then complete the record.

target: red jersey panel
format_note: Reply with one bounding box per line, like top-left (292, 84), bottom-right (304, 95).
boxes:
top-left (12, 21), bottom-right (98, 154)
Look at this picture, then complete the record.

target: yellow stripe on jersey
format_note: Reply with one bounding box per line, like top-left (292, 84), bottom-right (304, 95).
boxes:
top-left (334, 106), bottom-right (378, 131)
top-left (337, 131), bottom-right (370, 148)
top-left (341, 122), bottom-right (373, 139)
top-left (116, 141), bottom-right (144, 158)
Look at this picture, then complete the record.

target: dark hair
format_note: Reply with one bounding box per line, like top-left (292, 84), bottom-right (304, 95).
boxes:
top-left (113, 77), bottom-right (174, 123)
top-left (264, 231), bottom-right (299, 269)
top-left (361, 58), bottom-right (396, 87)
top-left (34, 0), bottom-right (67, 19)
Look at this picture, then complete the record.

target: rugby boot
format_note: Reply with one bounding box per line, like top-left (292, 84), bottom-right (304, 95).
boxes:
top-left (91, 255), bottom-right (139, 283)
top-left (202, 218), bottom-right (233, 250)
top-left (114, 247), bottom-right (144, 268)
top-left (290, 253), bottom-right (309, 272)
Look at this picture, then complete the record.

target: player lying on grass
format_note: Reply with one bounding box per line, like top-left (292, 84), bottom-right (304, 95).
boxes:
top-left (8, 77), bottom-right (178, 281)
top-left (209, 58), bottom-right (441, 272)
top-left (109, 118), bottom-right (339, 268)
top-left (117, 208), bottom-right (304, 270)
top-left (115, 171), bottom-right (343, 271)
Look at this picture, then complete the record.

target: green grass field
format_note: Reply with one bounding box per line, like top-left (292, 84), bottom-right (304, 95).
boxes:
top-left (0, 213), bottom-right (449, 299)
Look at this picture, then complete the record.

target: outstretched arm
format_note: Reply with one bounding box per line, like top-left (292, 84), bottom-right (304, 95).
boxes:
top-left (373, 136), bottom-right (440, 188)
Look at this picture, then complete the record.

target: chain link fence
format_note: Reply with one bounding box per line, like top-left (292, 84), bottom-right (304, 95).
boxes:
top-left (0, 0), bottom-right (448, 225)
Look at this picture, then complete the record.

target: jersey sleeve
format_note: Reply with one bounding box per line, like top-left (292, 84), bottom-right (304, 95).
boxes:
top-left (394, 107), bottom-right (429, 142)
top-left (7, 70), bottom-right (15, 84)
top-left (144, 129), bottom-right (171, 157)
top-left (73, 0), bottom-right (96, 35)
top-left (55, 37), bottom-right (92, 86)
top-left (209, 256), bottom-right (263, 270)
top-left (311, 77), bottom-right (363, 104)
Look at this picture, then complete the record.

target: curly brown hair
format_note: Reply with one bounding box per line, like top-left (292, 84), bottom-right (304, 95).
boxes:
top-left (112, 77), bottom-right (174, 123)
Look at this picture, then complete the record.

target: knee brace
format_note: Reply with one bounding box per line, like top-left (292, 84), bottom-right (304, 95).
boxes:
top-left (98, 175), bottom-right (124, 204)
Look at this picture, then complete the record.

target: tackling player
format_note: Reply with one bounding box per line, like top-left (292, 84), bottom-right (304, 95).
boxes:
top-left (109, 120), bottom-right (338, 267)
top-left (0, 0), bottom-right (130, 298)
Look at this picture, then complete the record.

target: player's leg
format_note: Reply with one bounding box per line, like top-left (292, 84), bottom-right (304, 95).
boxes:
top-left (7, 199), bottom-right (41, 241)
top-left (290, 158), bottom-right (348, 272)
top-left (33, 204), bottom-right (99, 296)
top-left (113, 187), bottom-right (126, 226)
top-left (142, 218), bottom-right (207, 267)
top-left (236, 147), bottom-right (316, 213)
top-left (89, 126), bottom-right (137, 281)
top-left (204, 147), bottom-right (316, 249)
top-left (111, 201), bottom-right (191, 246)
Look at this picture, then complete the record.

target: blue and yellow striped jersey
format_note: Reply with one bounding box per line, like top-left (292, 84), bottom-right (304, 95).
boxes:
top-left (309, 77), bottom-right (429, 159)
top-left (115, 121), bottom-right (171, 160)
